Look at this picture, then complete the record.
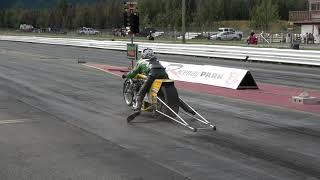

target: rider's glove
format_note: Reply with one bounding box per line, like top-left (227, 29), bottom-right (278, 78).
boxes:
top-left (122, 74), bottom-right (127, 79)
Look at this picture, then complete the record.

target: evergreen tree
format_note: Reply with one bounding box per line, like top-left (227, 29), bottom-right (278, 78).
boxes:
top-left (0, 0), bottom-right (309, 30)
top-left (250, 0), bottom-right (279, 31)
top-left (0, 11), bottom-right (4, 27)
top-left (4, 10), bottom-right (18, 28)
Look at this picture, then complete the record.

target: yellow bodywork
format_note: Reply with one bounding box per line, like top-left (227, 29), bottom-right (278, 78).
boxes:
top-left (150, 79), bottom-right (174, 96)
top-left (135, 74), bottom-right (174, 112)
top-left (135, 74), bottom-right (173, 98)
top-left (143, 79), bottom-right (173, 112)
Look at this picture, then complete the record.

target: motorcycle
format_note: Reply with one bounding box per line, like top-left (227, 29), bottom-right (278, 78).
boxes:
top-left (123, 74), bottom-right (216, 132)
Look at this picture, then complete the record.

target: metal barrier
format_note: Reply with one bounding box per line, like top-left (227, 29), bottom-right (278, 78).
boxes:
top-left (1, 35), bottom-right (320, 66)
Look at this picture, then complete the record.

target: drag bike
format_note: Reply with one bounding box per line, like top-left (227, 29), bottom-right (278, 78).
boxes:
top-left (123, 74), bottom-right (216, 132)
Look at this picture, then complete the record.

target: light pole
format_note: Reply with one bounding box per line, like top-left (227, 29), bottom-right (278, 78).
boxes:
top-left (182, 0), bottom-right (186, 43)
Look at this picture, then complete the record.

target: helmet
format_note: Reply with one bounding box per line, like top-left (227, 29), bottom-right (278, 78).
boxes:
top-left (141, 48), bottom-right (155, 59)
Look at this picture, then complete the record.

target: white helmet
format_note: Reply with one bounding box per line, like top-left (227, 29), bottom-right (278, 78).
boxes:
top-left (141, 48), bottom-right (155, 59)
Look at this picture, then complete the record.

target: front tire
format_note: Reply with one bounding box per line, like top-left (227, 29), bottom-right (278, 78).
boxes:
top-left (123, 79), bottom-right (134, 106)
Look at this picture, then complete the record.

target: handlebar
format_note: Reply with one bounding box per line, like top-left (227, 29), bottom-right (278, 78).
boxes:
top-left (135, 74), bottom-right (147, 79)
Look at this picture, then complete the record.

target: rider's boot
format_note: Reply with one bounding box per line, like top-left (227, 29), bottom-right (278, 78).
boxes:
top-left (134, 95), bottom-right (143, 112)
top-left (127, 96), bottom-right (143, 123)
top-left (134, 78), bottom-right (151, 112)
top-left (127, 77), bottom-right (153, 123)
top-left (127, 111), bottom-right (140, 123)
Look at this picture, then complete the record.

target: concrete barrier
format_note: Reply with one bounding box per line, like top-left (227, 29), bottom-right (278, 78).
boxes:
top-left (1, 35), bottom-right (320, 66)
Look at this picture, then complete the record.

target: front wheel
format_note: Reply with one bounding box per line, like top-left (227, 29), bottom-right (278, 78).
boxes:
top-left (123, 79), bottom-right (134, 106)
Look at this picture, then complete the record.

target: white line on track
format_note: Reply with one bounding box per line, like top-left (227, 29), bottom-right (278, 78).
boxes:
top-left (0, 119), bottom-right (35, 125)
top-left (84, 64), bottom-right (122, 77)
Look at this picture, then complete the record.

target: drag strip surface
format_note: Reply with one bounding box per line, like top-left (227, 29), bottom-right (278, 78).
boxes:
top-left (0, 41), bottom-right (320, 180)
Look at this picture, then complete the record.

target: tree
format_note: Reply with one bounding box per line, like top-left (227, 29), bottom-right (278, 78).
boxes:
top-left (277, 0), bottom-right (306, 20)
top-left (105, 0), bottom-right (122, 28)
top-left (36, 10), bottom-right (49, 28)
top-left (0, 11), bottom-right (4, 27)
top-left (94, 2), bottom-right (106, 29)
top-left (250, 0), bottom-right (279, 31)
top-left (18, 10), bottom-right (38, 25)
top-left (3, 10), bottom-right (18, 28)
top-left (0, 0), bottom-right (308, 30)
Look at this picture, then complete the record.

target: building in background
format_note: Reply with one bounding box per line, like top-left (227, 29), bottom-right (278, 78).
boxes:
top-left (289, 0), bottom-right (320, 43)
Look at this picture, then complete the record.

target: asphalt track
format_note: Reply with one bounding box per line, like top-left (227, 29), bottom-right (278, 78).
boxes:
top-left (0, 41), bottom-right (320, 180)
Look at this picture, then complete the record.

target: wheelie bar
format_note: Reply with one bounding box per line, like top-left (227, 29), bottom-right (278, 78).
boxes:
top-left (156, 97), bottom-right (216, 132)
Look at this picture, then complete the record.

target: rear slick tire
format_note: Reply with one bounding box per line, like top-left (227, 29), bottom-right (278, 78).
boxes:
top-left (156, 83), bottom-right (179, 120)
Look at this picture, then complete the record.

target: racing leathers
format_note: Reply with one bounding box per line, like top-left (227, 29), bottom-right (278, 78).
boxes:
top-left (125, 56), bottom-right (168, 111)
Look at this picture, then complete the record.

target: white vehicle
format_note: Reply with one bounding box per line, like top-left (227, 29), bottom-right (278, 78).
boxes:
top-left (19, 24), bottom-right (34, 32)
top-left (211, 32), bottom-right (241, 41)
top-left (78, 27), bottom-right (100, 35)
top-left (218, 27), bottom-right (243, 39)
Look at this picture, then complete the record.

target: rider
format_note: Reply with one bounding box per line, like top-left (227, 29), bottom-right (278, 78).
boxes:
top-left (122, 48), bottom-right (168, 112)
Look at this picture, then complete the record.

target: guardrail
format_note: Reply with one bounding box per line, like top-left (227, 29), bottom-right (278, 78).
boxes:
top-left (1, 35), bottom-right (320, 66)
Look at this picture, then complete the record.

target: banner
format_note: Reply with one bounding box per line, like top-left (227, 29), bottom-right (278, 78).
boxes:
top-left (127, 43), bottom-right (138, 59)
top-left (160, 61), bottom-right (258, 90)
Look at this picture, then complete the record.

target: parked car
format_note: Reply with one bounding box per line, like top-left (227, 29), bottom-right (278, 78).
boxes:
top-left (211, 32), bottom-right (241, 41)
top-left (78, 27), bottom-right (100, 35)
top-left (139, 27), bottom-right (157, 37)
top-left (48, 27), bottom-right (67, 34)
top-left (218, 27), bottom-right (243, 39)
top-left (112, 28), bottom-right (126, 36)
top-left (19, 24), bottom-right (34, 32)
